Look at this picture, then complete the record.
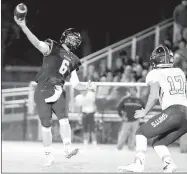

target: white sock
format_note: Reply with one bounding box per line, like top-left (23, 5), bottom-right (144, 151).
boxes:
top-left (135, 135), bottom-right (147, 166)
top-left (42, 126), bottom-right (52, 154)
top-left (59, 118), bottom-right (72, 152)
top-left (44, 146), bottom-right (53, 155)
top-left (154, 145), bottom-right (173, 166)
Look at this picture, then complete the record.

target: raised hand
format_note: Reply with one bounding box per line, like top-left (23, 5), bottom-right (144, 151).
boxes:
top-left (14, 16), bottom-right (26, 27)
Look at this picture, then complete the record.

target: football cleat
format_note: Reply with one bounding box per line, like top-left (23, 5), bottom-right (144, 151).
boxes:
top-left (118, 163), bottom-right (144, 173)
top-left (64, 148), bottom-right (79, 159)
top-left (163, 163), bottom-right (177, 173)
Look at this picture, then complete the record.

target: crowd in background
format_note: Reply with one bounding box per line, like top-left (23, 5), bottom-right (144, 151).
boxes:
top-left (84, 51), bottom-right (149, 84)
top-left (170, 0), bottom-right (187, 75)
top-left (173, 0), bottom-right (187, 45)
top-left (84, 0), bottom-right (187, 84)
top-left (85, 0), bottom-right (187, 83)
top-left (84, 36), bottom-right (187, 85)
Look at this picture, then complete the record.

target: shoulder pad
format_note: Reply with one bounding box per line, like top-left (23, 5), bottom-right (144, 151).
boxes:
top-left (146, 69), bottom-right (160, 85)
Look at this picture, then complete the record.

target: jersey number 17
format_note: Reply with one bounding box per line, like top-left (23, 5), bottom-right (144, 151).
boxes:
top-left (167, 75), bottom-right (185, 95)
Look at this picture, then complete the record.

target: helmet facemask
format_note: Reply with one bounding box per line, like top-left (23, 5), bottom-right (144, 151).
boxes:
top-left (64, 33), bottom-right (82, 50)
top-left (150, 45), bottom-right (174, 69)
top-left (60, 28), bottom-right (82, 51)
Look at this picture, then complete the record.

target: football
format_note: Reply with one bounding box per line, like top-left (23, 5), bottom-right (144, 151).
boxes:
top-left (14, 3), bottom-right (27, 20)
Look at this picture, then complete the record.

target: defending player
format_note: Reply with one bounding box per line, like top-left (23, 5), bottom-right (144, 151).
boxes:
top-left (14, 16), bottom-right (96, 166)
top-left (118, 45), bottom-right (187, 173)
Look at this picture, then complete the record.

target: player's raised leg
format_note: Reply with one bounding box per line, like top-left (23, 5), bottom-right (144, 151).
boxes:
top-left (52, 92), bottom-right (79, 159)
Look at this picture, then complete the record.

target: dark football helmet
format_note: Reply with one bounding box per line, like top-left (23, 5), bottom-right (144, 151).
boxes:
top-left (150, 45), bottom-right (174, 69)
top-left (60, 28), bottom-right (82, 51)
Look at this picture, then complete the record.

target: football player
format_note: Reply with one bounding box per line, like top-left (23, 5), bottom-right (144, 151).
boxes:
top-left (14, 16), bottom-right (96, 166)
top-left (118, 45), bottom-right (187, 173)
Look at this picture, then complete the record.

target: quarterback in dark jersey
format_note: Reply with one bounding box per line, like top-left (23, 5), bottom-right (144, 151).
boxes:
top-left (14, 16), bottom-right (95, 166)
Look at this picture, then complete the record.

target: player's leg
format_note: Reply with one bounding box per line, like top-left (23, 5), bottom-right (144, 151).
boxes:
top-left (118, 106), bottom-right (182, 172)
top-left (117, 122), bottom-right (130, 150)
top-left (135, 106), bottom-right (182, 164)
top-left (89, 112), bottom-right (97, 145)
top-left (153, 114), bottom-right (187, 172)
top-left (152, 131), bottom-right (178, 173)
top-left (82, 113), bottom-right (89, 145)
top-left (52, 91), bottom-right (78, 158)
top-left (128, 120), bottom-right (140, 150)
top-left (34, 85), bottom-right (54, 166)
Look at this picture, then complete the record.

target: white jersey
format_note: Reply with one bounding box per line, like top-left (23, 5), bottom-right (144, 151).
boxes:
top-left (146, 68), bottom-right (187, 110)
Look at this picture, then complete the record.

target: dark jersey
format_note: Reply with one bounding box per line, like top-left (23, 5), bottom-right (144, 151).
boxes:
top-left (117, 96), bottom-right (144, 122)
top-left (35, 39), bottom-right (81, 86)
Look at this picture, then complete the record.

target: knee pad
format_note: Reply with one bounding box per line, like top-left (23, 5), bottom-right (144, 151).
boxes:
top-left (40, 117), bottom-right (52, 128)
top-left (59, 118), bottom-right (69, 126)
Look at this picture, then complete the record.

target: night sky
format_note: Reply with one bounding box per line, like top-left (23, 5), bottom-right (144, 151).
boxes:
top-left (2, 0), bottom-right (180, 66)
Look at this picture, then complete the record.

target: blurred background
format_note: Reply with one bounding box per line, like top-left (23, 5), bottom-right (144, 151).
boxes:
top-left (1, 0), bottom-right (187, 152)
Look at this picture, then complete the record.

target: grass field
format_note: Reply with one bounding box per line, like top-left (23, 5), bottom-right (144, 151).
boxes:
top-left (2, 141), bottom-right (187, 173)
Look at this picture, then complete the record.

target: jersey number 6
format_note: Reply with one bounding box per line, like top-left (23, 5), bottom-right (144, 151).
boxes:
top-left (59, 59), bottom-right (70, 75)
top-left (167, 75), bottom-right (185, 95)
